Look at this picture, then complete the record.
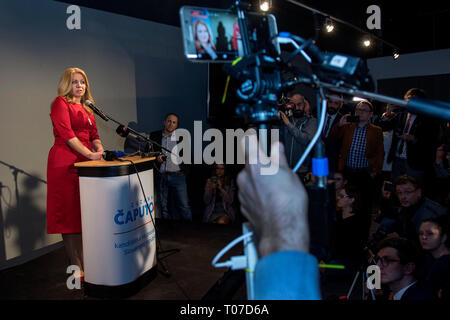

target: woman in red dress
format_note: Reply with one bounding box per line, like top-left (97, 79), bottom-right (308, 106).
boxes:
top-left (47, 67), bottom-right (104, 280)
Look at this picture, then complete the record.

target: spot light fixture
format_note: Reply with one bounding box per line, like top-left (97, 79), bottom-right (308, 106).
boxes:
top-left (325, 17), bottom-right (334, 33)
top-left (259, 0), bottom-right (272, 12)
top-left (393, 49), bottom-right (400, 60)
top-left (362, 35), bottom-right (372, 47)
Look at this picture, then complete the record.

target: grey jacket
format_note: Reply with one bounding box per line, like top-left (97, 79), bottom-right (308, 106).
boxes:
top-left (281, 116), bottom-right (318, 172)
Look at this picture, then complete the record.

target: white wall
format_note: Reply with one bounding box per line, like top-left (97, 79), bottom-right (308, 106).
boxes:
top-left (0, 0), bottom-right (207, 270)
top-left (368, 48), bottom-right (450, 82)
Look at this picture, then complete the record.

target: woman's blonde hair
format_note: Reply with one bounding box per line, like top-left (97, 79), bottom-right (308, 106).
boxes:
top-left (193, 19), bottom-right (216, 52)
top-left (54, 67), bottom-right (94, 114)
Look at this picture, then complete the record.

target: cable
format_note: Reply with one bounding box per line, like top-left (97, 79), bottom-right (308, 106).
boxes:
top-left (292, 96), bottom-right (328, 173)
top-left (212, 232), bottom-right (253, 270)
top-left (119, 158), bottom-right (191, 299)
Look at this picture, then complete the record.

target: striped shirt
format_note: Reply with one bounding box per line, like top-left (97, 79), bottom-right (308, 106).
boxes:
top-left (346, 125), bottom-right (370, 169)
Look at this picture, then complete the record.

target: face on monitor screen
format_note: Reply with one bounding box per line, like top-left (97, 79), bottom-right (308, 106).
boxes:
top-left (180, 6), bottom-right (279, 63)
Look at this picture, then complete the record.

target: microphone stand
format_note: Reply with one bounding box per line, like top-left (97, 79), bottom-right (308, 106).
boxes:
top-left (91, 106), bottom-right (181, 277)
top-left (91, 106), bottom-right (178, 157)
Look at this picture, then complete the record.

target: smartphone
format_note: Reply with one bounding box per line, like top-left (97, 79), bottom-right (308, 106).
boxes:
top-left (180, 6), bottom-right (279, 63)
top-left (347, 115), bottom-right (359, 123)
top-left (384, 181), bottom-right (394, 193)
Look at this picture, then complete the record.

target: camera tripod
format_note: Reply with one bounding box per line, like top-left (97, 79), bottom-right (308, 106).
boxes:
top-left (345, 247), bottom-right (378, 300)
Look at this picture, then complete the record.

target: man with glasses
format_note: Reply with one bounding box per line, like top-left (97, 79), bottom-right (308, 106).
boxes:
top-left (373, 237), bottom-right (436, 300)
top-left (329, 100), bottom-right (384, 241)
top-left (278, 93), bottom-right (317, 178)
top-left (375, 174), bottom-right (447, 243)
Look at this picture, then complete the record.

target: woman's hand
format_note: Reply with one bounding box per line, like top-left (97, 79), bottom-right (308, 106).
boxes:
top-left (88, 151), bottom-right (104, 160)
top-left (206, 179), bottom-right (217, 191)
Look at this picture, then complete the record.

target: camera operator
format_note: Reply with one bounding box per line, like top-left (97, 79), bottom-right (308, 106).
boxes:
top-left (236, 137), bottom-right (321, 300)
top-left (278, 93), bottom-right (318, 179)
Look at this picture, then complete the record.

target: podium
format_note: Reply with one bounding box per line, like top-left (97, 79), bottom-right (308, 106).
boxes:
top-left (75, 155), bottom-right (157, 298)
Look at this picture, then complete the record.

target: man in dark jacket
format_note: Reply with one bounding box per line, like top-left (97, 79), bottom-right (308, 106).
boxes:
top-left (278, 93), bottom-right (317, 178)
top-left (377, 174), bottom-right (448, 243)
top-left (322, 92), bottom-right (345, 174)
top-left (150, 113), bottom-right (192, 221)
top-left (375, 237), bottom-right (436, 300)
top-left (385, 88), bottom-right (440, 183)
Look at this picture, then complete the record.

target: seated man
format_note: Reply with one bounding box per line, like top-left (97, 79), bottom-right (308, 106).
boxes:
top-left (374, 237), bottom-right (436, 300)
top-left (376, 174), bottom-right (448, 243)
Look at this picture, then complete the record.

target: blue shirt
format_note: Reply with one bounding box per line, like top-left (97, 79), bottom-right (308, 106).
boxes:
top-left (254, 251), bottom-right (321, 300)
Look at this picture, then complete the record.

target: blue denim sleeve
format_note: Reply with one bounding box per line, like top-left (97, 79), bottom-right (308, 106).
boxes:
top-left (254, 251), bottom-right (322, 300)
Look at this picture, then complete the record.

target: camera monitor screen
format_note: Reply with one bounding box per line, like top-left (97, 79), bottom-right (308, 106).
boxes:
top-left (180, 6), bottom-right (279, 63)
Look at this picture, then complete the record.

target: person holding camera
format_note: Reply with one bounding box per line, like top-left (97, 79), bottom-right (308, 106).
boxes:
top-left (329, 100), bottom-right (384, 242)
top-left (150, 113), bottom-right (192, 221)
top-left (278, 93), bottom-right (317, 177)
top-left (203, 164), bottom-right (236, 224)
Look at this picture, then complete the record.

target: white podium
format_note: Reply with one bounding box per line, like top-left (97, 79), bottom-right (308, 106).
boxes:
top-left (75, 156), bottom-right (157, 297)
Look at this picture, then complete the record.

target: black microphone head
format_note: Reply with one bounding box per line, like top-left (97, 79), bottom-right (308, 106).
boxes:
top-left (102, 150), bottom-right (117, 161)
top-left (116, 125), bottom-right (130, 137)
top-left (85, 100), bottom-right (93, 107)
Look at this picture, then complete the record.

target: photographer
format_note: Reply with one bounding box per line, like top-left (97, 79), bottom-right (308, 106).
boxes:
top-left (278, 93), bottom-right (318, 177)
top-left (203, 164), bottom-right (236, 224)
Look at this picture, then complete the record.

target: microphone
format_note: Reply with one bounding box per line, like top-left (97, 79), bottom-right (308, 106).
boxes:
top-left (102, 150), bottom-right (126, 161)
top-left (85, 100), bottom-right (109, 121)
top-left (116, 125), bottom-right (142, 141)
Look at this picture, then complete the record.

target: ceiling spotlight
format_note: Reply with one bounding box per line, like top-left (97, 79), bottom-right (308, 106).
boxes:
top-left (362, 36), bottom-right (372, 47)
top-left (393, 49), bottom-right (400, 60)
top-left (325, 18), bottom-right (334, 33)
top-left (259, 0), bottom-right (272, 12)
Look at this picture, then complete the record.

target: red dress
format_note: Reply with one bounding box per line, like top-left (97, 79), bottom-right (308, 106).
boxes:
top-left (47, 96), bottom-right (100, 234)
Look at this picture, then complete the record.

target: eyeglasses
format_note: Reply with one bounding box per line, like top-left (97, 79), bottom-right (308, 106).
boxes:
top-left (396, 189), bottom-right (417, 196)
top-left (337, 194), bottom-right (350, 199)
top-left (374, 255), bottom-right (401, 267)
